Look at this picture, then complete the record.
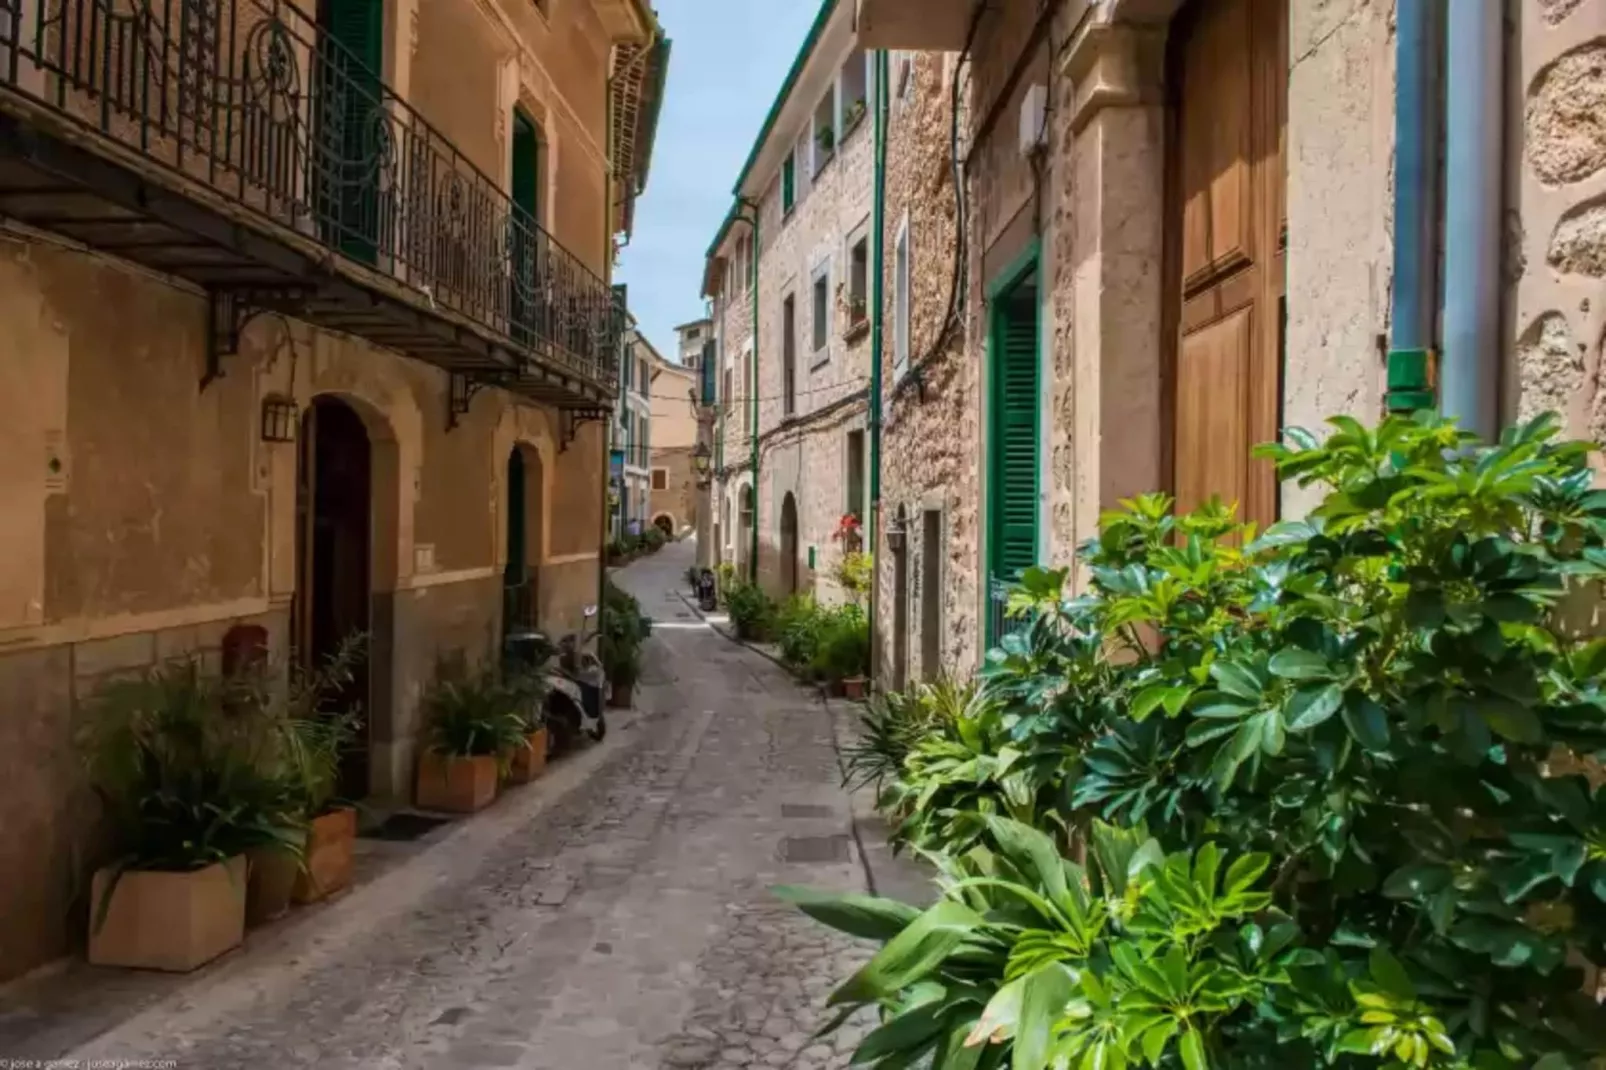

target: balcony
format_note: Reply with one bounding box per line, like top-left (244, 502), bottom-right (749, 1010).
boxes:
top-left (853, 0), bottom-right (974, 50)
top-left (0, 0), bottom-right (619, 408)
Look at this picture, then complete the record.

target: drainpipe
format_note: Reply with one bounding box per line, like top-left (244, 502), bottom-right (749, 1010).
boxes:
top-left (1385, 0), bottom-right (1439, 416)
top-left (1440, 4), bottom-right (1504, 439)
top-left (734, 199), bottom-right (762, 584)
top-left (867, 49), bottom-right (889, 687)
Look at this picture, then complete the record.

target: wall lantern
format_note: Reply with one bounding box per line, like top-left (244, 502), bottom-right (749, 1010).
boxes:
top-left (260, 394), bottom-right (299, 443)
top-left (692, 441), bottom-right (712, 478)
top-left (886, 515), bottom-right (908, 556)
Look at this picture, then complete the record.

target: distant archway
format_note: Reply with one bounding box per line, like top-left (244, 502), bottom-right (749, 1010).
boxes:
top-left (653, 513), bottom-right (675, 538)
top-left (780, 492), bottom-right (799, 595)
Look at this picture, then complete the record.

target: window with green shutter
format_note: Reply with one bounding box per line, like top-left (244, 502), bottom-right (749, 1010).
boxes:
top-left (319, 0), bottom-right (385, 264)
top-left (985, 244), bottom-right (1041, 646)
top-left (509, 110), bottom-right (540, 344)
top-left (782, 152), bottom-right (796, 215)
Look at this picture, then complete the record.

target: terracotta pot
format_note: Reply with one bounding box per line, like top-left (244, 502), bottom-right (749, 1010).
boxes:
top-left (245, 842), bottom-right (301, 926)
top-left (842, 676), bottom-right (868, 700)
top-left (506, 728), bottom-right (550, 784)
top-left (292, 807), bottom-right (357, 904)
top-left (608, 680), bottom-right (634, 709)
top-left (416, 751), bottom-right (499, 813)
top-left (88, 856), bottom-right (247, 972)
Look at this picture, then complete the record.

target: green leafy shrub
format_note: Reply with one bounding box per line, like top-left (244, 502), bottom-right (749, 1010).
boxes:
top-left (841, 677), bottom-right (977, 792)
top-left (777, 595), bottom-right (827, 670)
top-left (812, 603), bottom-right (870, 683)
top-left (835, 550), bottom-right (874, 603)
top-left (790, 412), bottom-right (1606, 1068)
top-left (422, 661), bottom-right (528, 761)
top-left (77, 656), bottom-right (309, 922)
top-left (784, 818), bottom-right (1311, 1070)
top-left (600, 579), bottom-right (651, 689)
top-left (641, 526), bottom-right (667, 552)
top-left (725, 581), bottom-right (776, 641)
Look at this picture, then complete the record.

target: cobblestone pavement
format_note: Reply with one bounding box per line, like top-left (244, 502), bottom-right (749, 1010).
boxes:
top-left (6, 540), bottom-right (913, 1070)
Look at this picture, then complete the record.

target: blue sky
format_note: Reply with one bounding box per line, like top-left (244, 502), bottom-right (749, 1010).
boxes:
top-left (615, 0), bottom-right (822, 361)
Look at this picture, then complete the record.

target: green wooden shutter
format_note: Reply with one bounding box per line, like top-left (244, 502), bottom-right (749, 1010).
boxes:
top-left (782, 154), bottom-right (795, 213)
top-left (322, 0), bottom-right (384, 264)
top-left (510, 111), bottom-right (539, 344)
top-left (989, 286), bottom-right (1039, 581)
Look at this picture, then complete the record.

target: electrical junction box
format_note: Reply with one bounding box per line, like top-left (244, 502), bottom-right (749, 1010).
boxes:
top-left (1019, 83), bottom-right (1049, 157)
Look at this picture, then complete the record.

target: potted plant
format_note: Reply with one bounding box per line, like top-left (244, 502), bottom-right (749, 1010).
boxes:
top-left (844, 97), bottom-right (867, 132)
top-left (78, 660), bottom-right (303, 971)
top-left (815, 605), bottom-right (871, 699)
top-left (503, 666), bottom-right (551, 785)
top-left (600, 580), bottom-right (651, 708)
top-left (416, 663), bottom-right (526, 813)
top-left (816, 124), bottom-right (836, 157)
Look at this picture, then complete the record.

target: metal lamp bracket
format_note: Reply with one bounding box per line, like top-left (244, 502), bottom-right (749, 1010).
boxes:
top-left (559, 406), bottom-right (609, 452)
top-left (447, 371), bottom-right (507, 432)
top-left (203, 288), bottom-right (268, 390)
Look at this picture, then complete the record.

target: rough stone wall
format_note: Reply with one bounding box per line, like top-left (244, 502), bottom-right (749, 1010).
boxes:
top-left (650, 447), bottom-right (698, 534)
top-left (746, 85), bottom-right (875, 602)
top-left (1511, 4), bottom-right (1606, 447)
top-left (876, 50), bottom-right (983, 684)
top-left (1281, 0), bottom-right (1396, 515)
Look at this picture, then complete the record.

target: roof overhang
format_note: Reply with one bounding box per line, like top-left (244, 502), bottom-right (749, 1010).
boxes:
top-left (610, 29), bottom-right (671, 240)
top-left (853, 0), bottom-right (975, 49)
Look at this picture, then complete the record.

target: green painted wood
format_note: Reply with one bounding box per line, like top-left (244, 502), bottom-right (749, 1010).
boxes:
top-left (322, 0), bottom-right (384, 264)
top-left (505, 448), bottom-right (527, 586)
top-left (985, 248), bottom-right (1040, 645)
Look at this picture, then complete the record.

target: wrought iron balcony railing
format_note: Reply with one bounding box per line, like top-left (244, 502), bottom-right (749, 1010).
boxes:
top-left (0, 0), bottom-right (619, 403)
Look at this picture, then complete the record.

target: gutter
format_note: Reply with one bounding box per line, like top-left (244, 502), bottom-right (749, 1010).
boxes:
top-left (1385, 0), bottom-right (1439, 415)
top-left (867, 49), bottom-right (888, 688)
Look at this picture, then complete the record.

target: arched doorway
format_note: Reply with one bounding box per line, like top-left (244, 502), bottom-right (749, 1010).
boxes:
top-left (503, 444), bottom-right (545, 635)
top-left (654, 514), bottom-right (674, 538)
top-left (295, 397), bottom-right (373, 800)
top-left (780, 492), bottom-right (799, 595)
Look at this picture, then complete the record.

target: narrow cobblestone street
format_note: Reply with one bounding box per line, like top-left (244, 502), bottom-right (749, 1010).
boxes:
top-left (0, 540), bottom-right (919, 1070)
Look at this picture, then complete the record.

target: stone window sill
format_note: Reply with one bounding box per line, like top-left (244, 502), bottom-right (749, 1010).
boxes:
top-left (842, 316), bottom-right (869, 344)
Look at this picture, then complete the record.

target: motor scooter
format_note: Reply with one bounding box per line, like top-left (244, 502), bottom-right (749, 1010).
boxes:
top-left (503, 605), bottom-right (606, 757)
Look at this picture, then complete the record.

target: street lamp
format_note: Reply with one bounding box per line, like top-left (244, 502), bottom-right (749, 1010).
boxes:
top-left (692, 441), bottom-right (712, 486)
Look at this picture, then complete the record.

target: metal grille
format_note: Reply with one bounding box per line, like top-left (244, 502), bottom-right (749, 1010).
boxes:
top-left (0, 0), bottom-right (619, 393)
top-left (989, 574), bottom-right (1029, 647)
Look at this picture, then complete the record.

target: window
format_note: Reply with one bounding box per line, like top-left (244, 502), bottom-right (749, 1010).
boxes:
top-left (622, 345), bottom-right (634, 390)
top-left (893, 217), bottom-right (910, 373)
top-left (782, 152), bottom-right (796, 215)
top-left (723, 367), bottom-right (733, 411)
top-left (849, 236), bottom-right (869, 326)
top-left (687, 326), bottom-right (701, 341)
top-left (985, 250), bottom-right (1042, 645)
top-left (812, 270), bottom-right (830, 353)
top-left (846, 430), bottom-right (865, 520)
top-left (895, 51), bottom-right (914, 102)
top-left (782, 295), bottom-right (797, 416)
top-left (651, 468), bottom-right (668, 491)
top-left (812, 89), bottom-right (837, 176)
top-left (840, 50), bottom-right (869, 136)
top-left (639, 358), bottom-right (650, 391)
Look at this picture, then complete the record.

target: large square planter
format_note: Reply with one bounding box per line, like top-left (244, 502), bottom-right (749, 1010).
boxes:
top-left (416, 751), bottom-right (499, 813)
top-left (608, 681), bottom-right (635, 709)
top-left (292, 807), bottom-right (356, 904)
top-left (88, 856), bottom-right (247, 972)
top-left (246, 841), bottom-right (302, 926)
top-left (506, 729), bottom-right (549, 785)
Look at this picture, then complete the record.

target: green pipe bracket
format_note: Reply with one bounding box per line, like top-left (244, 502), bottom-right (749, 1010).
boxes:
top-left (1386, 347), bottom-right (1437, 413)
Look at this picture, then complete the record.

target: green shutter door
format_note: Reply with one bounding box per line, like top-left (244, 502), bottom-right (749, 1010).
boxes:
top-left (987, 279), bottom-right (1040, 641)
top-left (321, 0), bottom-right (384, 263)
top-left (510, 112), bottom-right (539, 344)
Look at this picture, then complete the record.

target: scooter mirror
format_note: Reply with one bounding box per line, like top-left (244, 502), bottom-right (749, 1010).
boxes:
top-left (582, 604), bottom-right (599, 619)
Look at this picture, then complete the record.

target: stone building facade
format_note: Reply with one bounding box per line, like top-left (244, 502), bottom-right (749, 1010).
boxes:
top-left (860, 0), bottom-right (1606, 683)
top-left (0, 0), bottom-right (665, 982)
top-left (648, 350), bottom-right (701, 536)
top-left (706, 0), bottom-right (877, 603)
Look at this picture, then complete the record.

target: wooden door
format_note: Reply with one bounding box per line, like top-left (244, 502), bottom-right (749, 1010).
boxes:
top-left (1170, 0), bottom-right (1287, 528)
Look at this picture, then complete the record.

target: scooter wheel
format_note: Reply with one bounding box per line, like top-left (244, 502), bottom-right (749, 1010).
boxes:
top-left (588, 714), bottom-right (607, 743)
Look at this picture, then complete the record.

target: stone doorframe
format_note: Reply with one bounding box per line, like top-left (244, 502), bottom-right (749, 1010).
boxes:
top-left (1056, 0), bottom-right (1180, 582)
